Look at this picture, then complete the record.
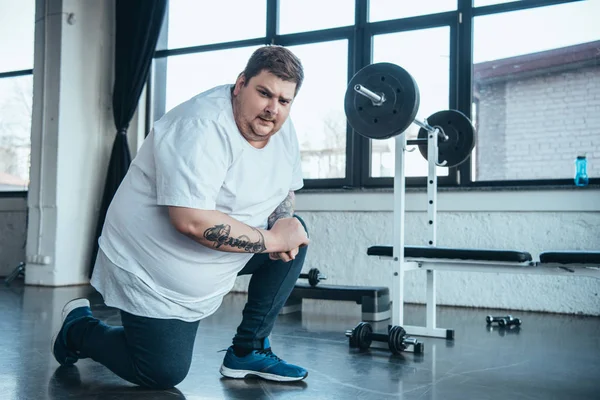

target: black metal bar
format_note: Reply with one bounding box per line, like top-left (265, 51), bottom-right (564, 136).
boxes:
top-left (0, 191), bottom-right (28, 197)
top-left (347, 0), bottom-right (371, 187)
top-left (407, 139), bottom-right (427, 146)
top-left (0, 69), bottom-right (33, 79)
top-left (472, 0), bottom-right (583, 17)
top-left (274, 26), bottom-right (354, 47)
top-left (365, 11), bottom-right (456, 36)
top-left (150, 5), bottom-right (169, 123)
top-left (465, 178), bottom-right (600, 188)
top-left (357, 0), bottom-right (373, 187)
top-left (456, 0), bottom-right (474, 185)
top-left (266, 0), bottom-right (278, 41)
top-left (154, 37), bottom-right (268, 59)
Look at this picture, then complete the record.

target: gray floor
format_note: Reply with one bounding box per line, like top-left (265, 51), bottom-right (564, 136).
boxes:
top-left (1, 280), bottom-right (599, 400)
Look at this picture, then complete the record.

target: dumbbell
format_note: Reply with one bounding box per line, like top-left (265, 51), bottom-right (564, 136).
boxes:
top-left (345, 322), bottom-right (424, 355)
top-left (486, 315), bottom-right (522, 327)
top-left (299, 268), bottom-right (326, 287)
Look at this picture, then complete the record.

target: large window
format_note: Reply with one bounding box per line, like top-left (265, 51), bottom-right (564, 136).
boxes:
top-left (372, 27), bottom-right (450, 178)
top-left (150, 0), bottom-right (598, 190)
top-left (0, 0), bottom-right (35, 192)
top-left (287, 40), bottom-right (348, 179)
top-left (472, 0), bottom-right (600, 182)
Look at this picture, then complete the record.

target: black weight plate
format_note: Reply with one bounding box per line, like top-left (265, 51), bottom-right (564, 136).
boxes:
top-left (418, 110), bottom-right (476, 167)
top-left (355, 322), bottom-right (373, 350)
top-left (308, 268), bottom-right (319, 287)
top-left (345, 62), bottom-right (420, 140)
top-left (387, 325), bottom-right (406, 355)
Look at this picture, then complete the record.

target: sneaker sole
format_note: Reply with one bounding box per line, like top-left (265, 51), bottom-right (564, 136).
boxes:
top-left (51, 298), bottom-right (91, 362)
top-left (219, 365), bottom-right (307, 382)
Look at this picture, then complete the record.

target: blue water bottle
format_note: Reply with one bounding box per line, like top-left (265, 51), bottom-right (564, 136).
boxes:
top-left (574, 155), bottom-right (589, 187)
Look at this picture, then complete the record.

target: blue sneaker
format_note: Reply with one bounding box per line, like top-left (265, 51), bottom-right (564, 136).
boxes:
top-left (51, 298), bottom-right (92, 366)
top-left (219, 338), bottom-right (308, 382)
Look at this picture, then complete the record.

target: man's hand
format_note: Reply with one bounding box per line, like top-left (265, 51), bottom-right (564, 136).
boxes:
top-left (269, 247), bottom-right (300, 262)
top-left (269, 217), bottom-right (309, 252)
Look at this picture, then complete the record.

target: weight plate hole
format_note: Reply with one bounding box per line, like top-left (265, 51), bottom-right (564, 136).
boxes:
top-left (448, 120), bottom-right (452, 125)
top-left (374, 118), bottom-right (378, 123)
top-left (393, 110), bottom-right (397, 114)
top-left (381, 76), bottom-right (386, 81)
top-left (358, 106), bottom-right (363, 111)
top-left (396, 88), bottom-right (401, 93)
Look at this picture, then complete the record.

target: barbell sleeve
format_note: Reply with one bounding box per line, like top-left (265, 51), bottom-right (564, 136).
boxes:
top-left (413, 118), bottom-right (435, 133)
top-left (413, 119), bottom-right (449, 141)
top-left (354, 84), bottom-right (386, 106)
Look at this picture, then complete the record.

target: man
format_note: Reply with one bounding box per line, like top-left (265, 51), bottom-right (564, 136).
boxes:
top-left (51, 45), bottom-right (310, 389)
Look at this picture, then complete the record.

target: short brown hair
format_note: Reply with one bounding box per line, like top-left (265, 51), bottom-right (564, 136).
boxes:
top-left (240, 45), bottom-right (304, 96)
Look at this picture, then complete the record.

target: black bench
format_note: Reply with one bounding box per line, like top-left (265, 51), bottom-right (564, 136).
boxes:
top-left (539, 251), bottom-right (600, 264)
top-left (281, 283), bottom-right (391, 322)
top-left (368, 246), bottom-right (533, 263)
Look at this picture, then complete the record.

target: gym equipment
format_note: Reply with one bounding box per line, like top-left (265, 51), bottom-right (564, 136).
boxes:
top-left (486, 315), bottom-right (522, 327)
top-left (346, 322), bottom-right (424, 355)
top-left (345, 62), bottom-right (419, 140)
top-left (340, 61), bottom-right (599, 346)
top-left (345, 62), bottom-right (476, 167)
top-left (415, 110), bottom-right (476, 167)
top-left (281, 284), bottom-right (391, 322)
top-left (498, 317), bottom-right (522, 327)
top-left (298, 268), bottom-right (326, 287)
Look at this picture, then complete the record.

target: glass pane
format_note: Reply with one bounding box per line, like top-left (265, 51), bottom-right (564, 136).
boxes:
top-left (288, 40), bottom-right (348, 179)
top-left (0, 0), bottom-right (35, 72)
top-left (369, 0), bottom-right (456, 22)
top-left (163, 0), bottom-right (266, 49)
top-left (279, 0), bottom-right (354, 34)
top-left (0, 75), bottom-right (33, 191)
top-left (372, 27), bottom-right (450, 177)
top-left (163, 46), bottom-right (260, 113)
top-left (473, 1), bottom-right (600, 181)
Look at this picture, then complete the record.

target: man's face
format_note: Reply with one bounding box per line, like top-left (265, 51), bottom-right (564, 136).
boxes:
top-left (232, 70), bottom-right (297, 148)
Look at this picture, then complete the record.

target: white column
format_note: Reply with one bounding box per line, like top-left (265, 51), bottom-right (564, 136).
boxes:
top-left (25, 0), bottom-right (116, 286)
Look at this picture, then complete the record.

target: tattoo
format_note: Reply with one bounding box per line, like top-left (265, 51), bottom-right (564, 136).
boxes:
top-left (268, 191), bottom-right (295, 229)
top-left (203, 224), bottom-right (266, 253)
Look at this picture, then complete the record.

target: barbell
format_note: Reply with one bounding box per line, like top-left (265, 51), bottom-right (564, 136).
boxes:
top-left (344, 62), bottom-right (477, 167)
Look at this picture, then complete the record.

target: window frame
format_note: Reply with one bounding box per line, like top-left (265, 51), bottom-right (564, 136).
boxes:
top-left (147, 0), bottom-right (599, 193)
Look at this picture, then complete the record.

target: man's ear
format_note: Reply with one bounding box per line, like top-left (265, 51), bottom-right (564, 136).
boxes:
top-left (233, 73), bottom-right (246, 96)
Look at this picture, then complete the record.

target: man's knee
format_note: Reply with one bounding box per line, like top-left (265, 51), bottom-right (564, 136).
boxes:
top-left (293, 214), bottom-right (309, 237)
top-left (135, 359), bottom-right (191, 390)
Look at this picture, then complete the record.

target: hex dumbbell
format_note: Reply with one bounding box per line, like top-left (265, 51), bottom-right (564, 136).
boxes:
top-left (486, 315), bottom-right (522, 327)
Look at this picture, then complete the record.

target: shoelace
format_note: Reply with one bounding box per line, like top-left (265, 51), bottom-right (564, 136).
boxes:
top-left (256, 348), bottom-right (283, 362)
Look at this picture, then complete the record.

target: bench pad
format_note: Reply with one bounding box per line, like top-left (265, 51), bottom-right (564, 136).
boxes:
top-left (367, 246), bottom-right (532, 263)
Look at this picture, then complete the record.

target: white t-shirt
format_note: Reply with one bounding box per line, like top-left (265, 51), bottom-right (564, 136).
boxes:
top-left (92, 84), bottom-right (303, 321)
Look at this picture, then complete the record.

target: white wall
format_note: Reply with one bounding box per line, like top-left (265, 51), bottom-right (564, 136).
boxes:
top-left (0, 197), bottom-right (27, 276)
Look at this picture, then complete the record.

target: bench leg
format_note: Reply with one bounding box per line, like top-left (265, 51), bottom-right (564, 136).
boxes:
top-left (426, 269), bottom-right (436, 330)
top-left (403, 269), bottom-right (454, 340)
top-left (280, 296), bottom-right (302, 315)
top-left (361, 292), bottom-right (391, 322)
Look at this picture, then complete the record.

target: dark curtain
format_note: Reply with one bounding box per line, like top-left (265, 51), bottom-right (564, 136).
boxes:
top-left (90, 0), bottom-right (167, 277)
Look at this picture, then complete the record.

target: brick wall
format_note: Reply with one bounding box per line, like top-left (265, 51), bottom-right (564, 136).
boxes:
top-left (475, 65), bottom-right (600, 181)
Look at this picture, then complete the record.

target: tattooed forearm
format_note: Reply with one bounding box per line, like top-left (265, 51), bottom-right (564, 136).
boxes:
top-left (268, 191), bottom-right (295, 229)
top-left (203, 224), bottom-right (267, 253)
